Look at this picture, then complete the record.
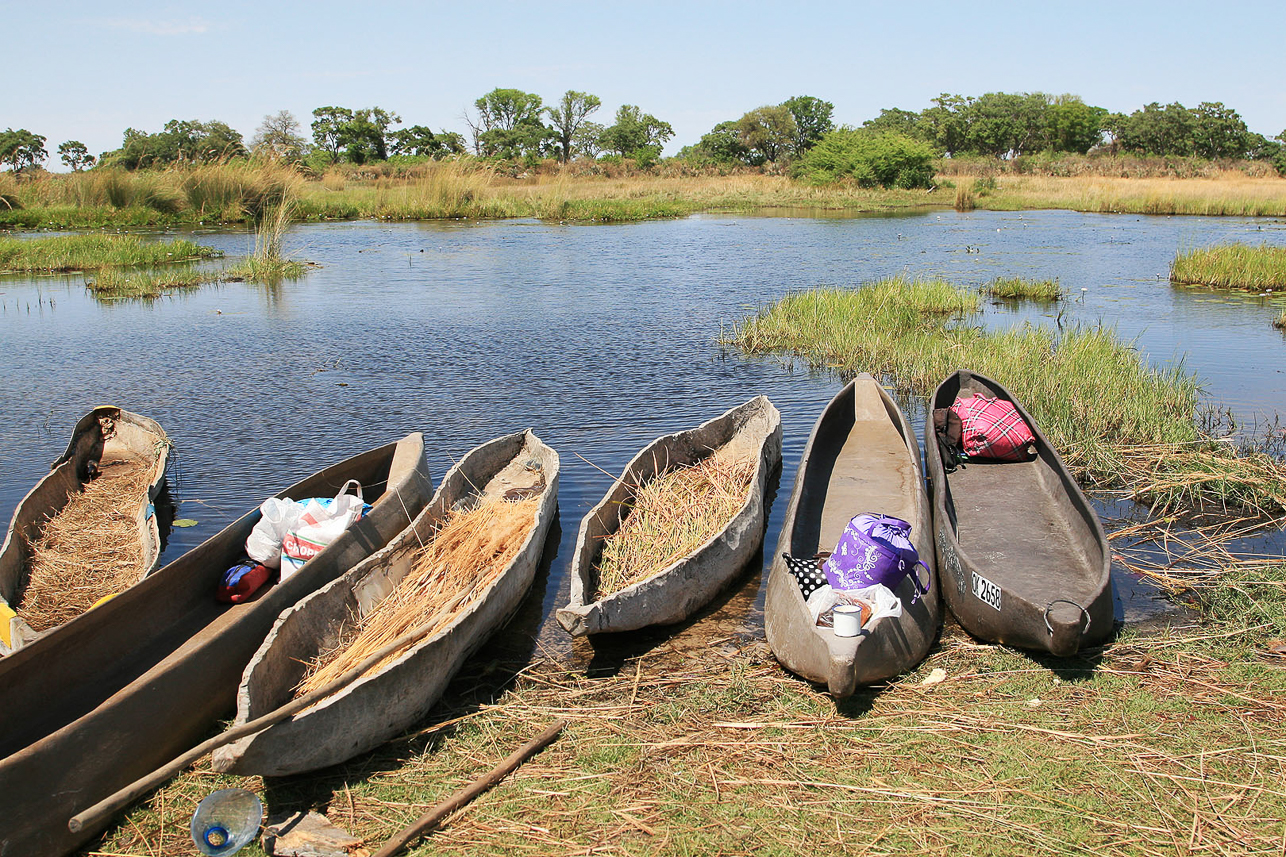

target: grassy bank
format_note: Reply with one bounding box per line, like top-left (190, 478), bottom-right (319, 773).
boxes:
top-left (0, 233), bottom-right (219, 272)
top-left (89, 555), bottom-right (1286, 856)
top-left (11, 161), bottom-right (1284, 230)
top-left (1171, 243), bottom-right (1286, 291)
top-left (726, 277), bottom-right (1286, 514)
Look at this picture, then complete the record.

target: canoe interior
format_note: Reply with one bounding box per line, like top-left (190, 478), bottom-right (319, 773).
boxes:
top-left (245, 432), bottom-right (551, 720)
top-left (0, 441), bottom-right (402, 760)
top-left (930, 370), bottom-right (1111, 652)
top-left (0, 406), bottom-right (169, 653)
top-left (215, 431), bottom-right (558, 776)
top-left (767, 376), bottom-right (940, 695)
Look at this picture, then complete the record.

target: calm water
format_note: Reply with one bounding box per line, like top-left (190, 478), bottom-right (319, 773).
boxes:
top-left (4, 210), bottom-right (1285, 657)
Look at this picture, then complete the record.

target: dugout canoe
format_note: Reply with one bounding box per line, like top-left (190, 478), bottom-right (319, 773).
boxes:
top-left (213, 430), bottom-right (559, 777)
top-left (557, 396), bottom-right (782, 636)
top-left (925, 369), bottom-right (1112, 656)
top-left (1, 406), bottom-right (170, 656)
top-left (0, 432), bottom-right (431, 857)
top-left (765, 375), bottom-right (941, 697)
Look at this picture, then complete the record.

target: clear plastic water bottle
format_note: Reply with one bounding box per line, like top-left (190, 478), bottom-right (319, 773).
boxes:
top-left (190, 788), bottom-right (263, 856)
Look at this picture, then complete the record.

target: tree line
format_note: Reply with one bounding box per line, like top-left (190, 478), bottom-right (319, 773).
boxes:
top-left (2, 89), bottom-right (1283, 182)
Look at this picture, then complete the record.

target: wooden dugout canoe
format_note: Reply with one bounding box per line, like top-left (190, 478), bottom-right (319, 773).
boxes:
top-left (0, 432), bottom-right (431, 857)
top-left (557, 396), bottom-right (782, 637)
top-left (1, 406), bottom-right (170, 655)
top-left (213, 430), bottom-right (559, 777)
top-left (925, 369), bottom-right (1112, 657)
top-left (765, 375), bottom-right (941, 697)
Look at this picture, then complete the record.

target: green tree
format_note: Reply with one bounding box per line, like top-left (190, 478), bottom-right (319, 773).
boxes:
top-left (599, 105), bottom-right (674, 163)
top-left (962, 92), bottom-right (1050, 157)
top-left (389, 125), bottom-right (465, 158)
top-left (1192, 102), bottom-right (1250, 159)
top-left (342, 107), bottom-right (401, 163)
top-left (251, 110), bottom-right (307, 161)
top-left (736, 105), bottom-right (797, 164)
top-left (782, 95), bottom-right (834, 157)
top-left (917, 94), bottom-right (970, 156)
top-left (1045, 97), bottom-right (1108, 153)
top-left (546, 90), bottom-right (601, 163)
top-left (0, 129), bottom-right (46, 172)
top-left (862, 108), bottom-right (922, 139)
top-left (793, 130), bottom-right (935, 188)
top-left (689, 121), bottom-right (751, 164)
top-left (1118, 102), bottom-right (1196, 156)
top-left (470, 88), bottom-right (552, 159)
top-left (57, 140), bottom-right (95, 171)
top-left (311, 107), bottom-right (354, 163)
top-left (103, 120), bottom-right (245, 168)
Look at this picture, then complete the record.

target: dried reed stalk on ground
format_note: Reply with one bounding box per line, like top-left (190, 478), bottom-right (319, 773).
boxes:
top-left (297, 495), bottom-right (540, 697)
top-left (20, 455), bottom-right (155, 631)
top-left (595, 449), bottom-right (755, 597)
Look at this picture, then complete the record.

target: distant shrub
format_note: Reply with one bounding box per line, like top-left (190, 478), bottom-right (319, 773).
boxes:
top-left (792, 130), bottom-right (935, 188)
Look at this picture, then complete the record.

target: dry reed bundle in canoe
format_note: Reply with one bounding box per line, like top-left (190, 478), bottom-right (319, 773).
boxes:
top-left (296, 495), bottom-right (540, 697)
top-left (19, 454), bottom-right (157, 631)
top-left (594, 449), bottom-right (756, 598)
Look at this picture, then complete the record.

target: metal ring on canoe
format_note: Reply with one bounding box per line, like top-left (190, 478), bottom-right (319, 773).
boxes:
top-left (1043, 599), bottom-right (1091, 636)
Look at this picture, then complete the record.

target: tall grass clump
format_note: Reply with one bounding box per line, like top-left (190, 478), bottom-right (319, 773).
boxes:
top-left (223, 195), bottom-right (306, 282)
top-left (984, 277), bottom-right (1065, 300)
top-left (0, 234), bottom-right (219, 272)
top-left (1170, 242), bottom-right (1286, 291)
top-left (1274, 309), bottom-right (1286, 330)
top-left (728, 277), bottom-right (1283, 513)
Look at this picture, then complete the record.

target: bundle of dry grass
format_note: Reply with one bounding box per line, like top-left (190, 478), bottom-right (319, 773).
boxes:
top-left (19, 455), bottom-right (156, 631)
top-left (297, 495), bottom-right (540, 697)
top-left (594, 449), bottom-right (756, 598)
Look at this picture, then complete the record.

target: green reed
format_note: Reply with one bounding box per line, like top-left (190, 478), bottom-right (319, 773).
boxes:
top-left (0, 234), bottom-right (220, 272)
top-left (726, 276), bottom-right (1282, 513)
top-left (984, 276), bottom-right (1064, 301)
top-left (86, 267), bottom-right (210, 299)
top-left (1170, 242), bottom-right (1286, 291)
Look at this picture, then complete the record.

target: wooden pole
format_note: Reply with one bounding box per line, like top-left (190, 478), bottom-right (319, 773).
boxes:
top-left (371, 719), bottom-right (567, 857)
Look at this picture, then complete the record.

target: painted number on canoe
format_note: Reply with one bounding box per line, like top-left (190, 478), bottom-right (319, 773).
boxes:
top-left (971, 572), bottom-right (1002, 611)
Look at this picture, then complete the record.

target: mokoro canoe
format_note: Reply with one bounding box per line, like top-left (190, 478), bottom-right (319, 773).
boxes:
top-left (0, 433), bottom-right (431, 857)
top-left (765, 375), bottom-right (941, 697)
top-left (557, 396), bottom-right (782, 636)
top-left (925, 369), bottom-right (1112, 656)
top-left (1, 406), bottom-right (170, 655)
top-left (213, 430), bottom-right (559, 777)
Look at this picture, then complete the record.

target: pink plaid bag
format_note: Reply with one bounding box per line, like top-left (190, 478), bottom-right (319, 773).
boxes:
top-left (950, 394), bottom-right (1036, 461)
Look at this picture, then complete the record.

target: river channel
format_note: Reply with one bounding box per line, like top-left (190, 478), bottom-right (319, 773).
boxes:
top-left (3, 209), bottom-right (1285, 661)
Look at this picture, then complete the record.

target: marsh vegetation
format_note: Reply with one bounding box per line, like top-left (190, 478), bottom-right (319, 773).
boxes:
top-left (1171, 242), bottom-right (1286, 291)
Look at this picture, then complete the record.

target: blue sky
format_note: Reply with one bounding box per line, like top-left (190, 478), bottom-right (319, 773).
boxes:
top-left (6, 1), bottom-right (1284, 166)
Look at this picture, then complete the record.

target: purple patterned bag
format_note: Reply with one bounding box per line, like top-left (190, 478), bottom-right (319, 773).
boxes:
top-left (822, 514), bottom-right (931, 602)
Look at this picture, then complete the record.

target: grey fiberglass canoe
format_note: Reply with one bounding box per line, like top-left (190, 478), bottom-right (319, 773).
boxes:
top-left (925, 369), bottom-right (1112, 656)
top-left (0, 432), bottom-right (431, 857)
top-left (765, 375), bottom-right (941, 697)
top-left (214, 430), bottom-right (558, 777)
top-left (557, 396), bottom-right (782, 636)
top-left (1, 406), bottom-right (170, 655)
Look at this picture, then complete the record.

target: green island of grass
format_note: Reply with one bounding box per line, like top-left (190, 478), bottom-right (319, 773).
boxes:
top-left (1171, 242), bottom-right (1286, 291)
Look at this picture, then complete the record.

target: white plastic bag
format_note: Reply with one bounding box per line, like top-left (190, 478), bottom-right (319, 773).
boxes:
top-left (245, 497), bottom-right (306, 569)
top-left (807, 583), bottom-right (903, 631)
top-left (279, 480), bottom-right (370, 580)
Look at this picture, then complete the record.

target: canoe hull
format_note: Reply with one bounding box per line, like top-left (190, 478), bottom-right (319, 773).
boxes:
top-left (215, 430), bottom-right (559, 777)
top-left (765, 376), bottom-right (941, 696)
top-left (557, 396), bottom-right (782, 636)
top-left (0, 406), bottom-right (170, 654)
top-left (0, 434), bottom-right (431, 857)
top-left (925, 370), bottom-right (1112, 656)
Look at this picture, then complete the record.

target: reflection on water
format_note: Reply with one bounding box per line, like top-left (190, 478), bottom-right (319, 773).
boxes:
top-left (2, 210), bottom-right (1284, 657)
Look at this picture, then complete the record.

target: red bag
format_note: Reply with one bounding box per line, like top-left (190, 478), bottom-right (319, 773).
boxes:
top-left (217, 561), bottom-right (273, 603)
top-left (950, 394), bottom-right (1036, 461)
